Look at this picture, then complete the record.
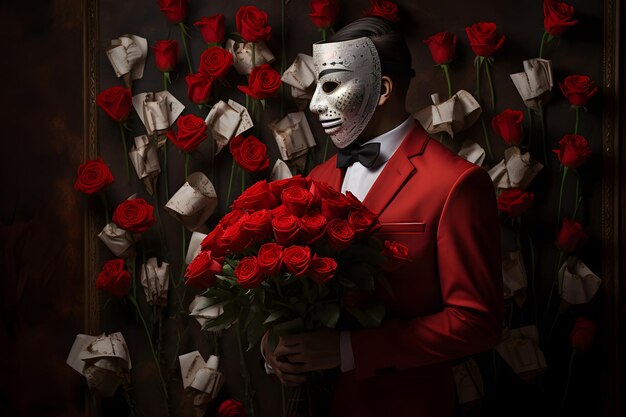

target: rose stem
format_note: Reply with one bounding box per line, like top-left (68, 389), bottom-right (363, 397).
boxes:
top-left (526, 107), bottom-right (534, 149)
top-left (557, 350), bottom-right (577, 417)
top-left (539, 105), bottom-right (549, 168)
top-left (474, 57), bottom-right (481, 100)
top-left (480, 116), bottom-right (494, 163)
top-left (236, 316), bottom-right (256, 417)
top-left (441, 64), bottom-right (452, 99)
top-left (178, 22), bottom-right (193, 74)
top-left (119, 123), bottom-right (130, 183)
top-left (322, 28), bottom-right (327, 42)
top-left (226, 158), bottom-right (236, 208)
top-left (544, 250), bottom-right (565, 321)
top-left (539, 31), bottom-right (549, 59)
top-left (184, 153), bottom-right (189, 180)
top-left (557, 165), bottom-right (569, 224)
top-left (573, 175), bottom-right (583, 220)
top-left (100, 192), bottom-right (110, 224)
top-left (485, 61), bottom-right (495, 110)
top-left (163, 72), bottom-right (168, 92)
top-left (180, 224), bottom-right (186, 285)
top-left (574, 106), bottom-right (580, 135)
top-left (122, 388), bottom-right (137, 417)
top-left (523, 218), bottom-right (538, 326)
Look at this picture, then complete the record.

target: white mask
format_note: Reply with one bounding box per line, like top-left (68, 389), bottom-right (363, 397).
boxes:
top-left (309, 37), bottom-right (382, 148)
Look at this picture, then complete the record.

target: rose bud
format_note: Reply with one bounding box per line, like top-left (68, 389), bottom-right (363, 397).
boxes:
top-left (327, 218), bottom-right (355, 251)
top-left (465, 22), bottom-right (506, 57)
top-left (241, 209), bottom-right (272, 242)
top-left (282, 186), bottom-right (313, 217)
top-left (152, 40), bottom-right (179, 73)
top-left (257, 242), bottom-right (284, 276)
top-left (236, 5), bottom-right (272, 42)
top-left (299, 211), bottom-right (327, 244)
top-left (423, 31), bottom-right (457, 65)
top-left (199, 46), bottom-right (233, 79)
top-left (231, 180), bottom-right (278, 211)
top-left (569, 316), bottom-right (597, 351)
top-left (544, 0), bottom-right (578, 37)
top-left (112, 198), bottom-right (156, 233)
top-left (194, 14), bottom-right (225, 45)
top-left (200, 224), bottom-right (226, 256)
top-left (269, 175), bottom-right (309, 200)
top-left (185, 73), bottom-right (214, 106)
top-left (492, 109), bottom-right (525, 146)
top-left (364, 0), bottom-right (400, 22)
top-left (217, 399), bottom-right (246, 417)
top-left (270, 204), bottom-right (289, 218)
top-left (96, 259), bottom-right (131, 298)
top-left (157, 0), bottom-right (186, 24)
top-left (229, 135), bottom-right (270, 173)
top-left (272, 213), bottom-right (300, 246)
top-left (234, 256), bottom-right (264, 289)
top-left (308, 0), bottom-right (340, 30)
top-left (553, 134), bottom-right (592, 169)
top-left (283, 245), bottom-right (311, 277)
top-left (309, 254), bottom-right (337, 284)
top-left (321, 194), bottom-right (350, 220)
top-left (497, 189), bottom-right (534, 217)
top-left (97, 86), bottom-right (132, 122)
top-left (556, 218), bottom-right (587, 253)
top-left (166, 114), bottom-right (208, 153)
top-left (559, 75), bottom-right (598, 107)
top-left (185, 251), bottom-right (223, 289)
top-left (237, 63), bottom-right (282, 100)
top-left (74, 158), bottom-right (114, 195)
top-left (220, 215), bottom-right (252, 253)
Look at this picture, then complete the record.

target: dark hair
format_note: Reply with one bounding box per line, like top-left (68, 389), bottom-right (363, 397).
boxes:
top-left (329, 17), bottom-right (414, 79)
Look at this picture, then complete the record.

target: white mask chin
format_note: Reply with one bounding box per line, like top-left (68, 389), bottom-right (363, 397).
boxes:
top-left (309, 37), bottom-right (382, 149)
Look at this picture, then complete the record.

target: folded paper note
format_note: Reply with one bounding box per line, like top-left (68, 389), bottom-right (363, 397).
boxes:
top-left (186, 232), bottom-right (208, 265)
top-left (106, 34), bottom-right (148, 87)
top-left (558, 256), bottom-right (601, 305)
top-left (66, 332), bottom-right (131, 397)
top-left (503, 251), bottom-right (528, 302)
top-left (489, 146), bottom-right (543, 190)
top-left (282, 53), bottom-right (315, 93)
top-left (496, 325), bottom-right (547, 381)
top-left (205, 100), bottom-right (254, 154)
top-left (98, 222), bottom-right (136, 258)
top-left (510, 59), bottom-right (553, 110)
top-left (457, 140), bottom-right (486, 167)
top-left (453, 358), bottom-right (484, 405)
top-left (179, 351), bottom-right (225, 417)
top-left (270, 159), bottom-right (293, 181)
top-left (225, 39), bottom-right (275, 75)
top-left (189, 295), bottom-right (226, 328)
top-left (129, 135), bottom-right (160, 195)
top-left (270, 112), bottom-right (316, 161)
top-left (165, 172), bottom-right (218, 232)
top-left (414, 91), bottom-right (482, 137)
top-left (132, 91), bottom-right (185, 136)
top-left (140, 257), bottom-right (169, 308)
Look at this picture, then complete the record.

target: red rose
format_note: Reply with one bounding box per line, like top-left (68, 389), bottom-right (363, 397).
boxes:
top-left (343, 191), bottom-right (370, 211)
top-left (97, 86), bottom-right (132, 122)
top-left (309, 254), bottom-right (337, 284)
top-left (283, 245), bottom-right (311, 277)
top-left (559, 75), bottom-right (598, 107)
top-left (270, 204), bottom-right (289, 218)
top-left (221, 216), bottom-right (252, 253)
top-left (364, 0), bottom-right (399, 22)
top-left (326, 219), bottom-right (355, 251)
top-left (199, 46), bottom-right (233, 79)
top-left (309, 180), bottom-right (341, 201)
top-left (157, 0), bottom-right (186, 24)
top-left (497, 189), bottom-right (534, 217)
top-left (74, 158), bottom-right (114, 195)
top-left (269, 175), bottom-right (309, 200)
top-left (238, 63), bottom-right (282, 100)
top-left (241, 209), bottom-right (272, 242)
top-left (194, 14), bottom-right (225, 44)
top-left (185, 73), bottom-right (214, 105)
top-left (382, 240), bottom-right (410, 271)
top-left (553, 134), bottom-right (592, 168)
top-left (217, 399), bottom-right (246, 417)
top-left (96, 259), bottom-right (131, 298)
top-left (257, 242), bottom-right (283, 276)
top-left (235, 256), bottom-right (264, 289)
top-left (423, 31), bottom-right (457, 65)
top-left (200, 224), bottom-right (226, 256)
top-left (232, 180), bottom-right (279, 211)
top-left (112, 198), bottom-right (156, 233)
top-left (569, 316), bottom-right (597, 351)
top-left (166, 114), bottom-right (208, 153)
top-left (298, 211), bottom-right (327, 243)
top-left (272, 214), bottom-right (300, 246)
top-left (229, 135), bottom-right (270, 173)
top-left (544, 0), bottom-right (578, 37)
top-left (185, 251), bottom-right (223, 289)
top-left (219, 209), bottom-right (248, 228)
top-left (341, 288), bottom-right (372, 308)
top-left (308, 0), bottom-right (340, 30)
top-left (556, 218), bottom-right (587, 253)
top-left (152, 40), bottom-right (179, 73)
top-left (282, 186), bottom-right (313, 216)
top-left (236, 6), bottom-right (271, 42)
top-left (321, 194), bottom-right (351, 220)
top-left (348, 208), bottom-right (378, 237)
top-left (492, 109), bottom-right (524, 146)
top-left (465, 22), bottom-right (506, 57)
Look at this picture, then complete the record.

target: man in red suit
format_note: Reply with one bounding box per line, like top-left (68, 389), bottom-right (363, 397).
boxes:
top-left (263, 17), bottom-right (503, 416)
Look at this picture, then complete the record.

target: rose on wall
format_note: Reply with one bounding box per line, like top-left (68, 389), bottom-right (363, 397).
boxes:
top-left (238, 63), bottom-right (282, 100)
top-left (236, 5), bottom-right (271, 43)
top-left (74, 158), bottom-right (114, 196)
top-left (556, 218), bottom-right (587, 253)
top-left (199, 46), bottom-right (233, 79)
top-left (97, 86), bottom-right (132, 122)
top-left (492, 109), bottom-right (525, 146)
top-left (364, 0), bottom-right (400, 22)
top-left (560, 75), bottom-right (598, 108)
top-left (216, 399), bottom-right (247, 417)
top-left (497, 189), bottom-right (534, 217)
top-left (185, 73), bottom-right (214, 105)
top-left (540, 0), bottom-right (578, 58)
top-left (465, 22), bottom-right (506, 58)
top-left (96, 259), bottom-right (131, 298)
top-left (553, 134), bottom-right (592, 169)
top-left (152, 40), bottom-right (179, 73)
top-left (309, 0), bottom-right (340, 40)
top-left (194, 14), bottom-right (225, 45)
top-left (112, 197), bottom-right (156, 234)
top-left (167, 114), bottom-right (208, 153)
top-left (423, 31), bottom-right (457, 98)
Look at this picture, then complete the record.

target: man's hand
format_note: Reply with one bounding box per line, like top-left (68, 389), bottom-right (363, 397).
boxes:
top-left (262, 330), bottom-right (307, 387)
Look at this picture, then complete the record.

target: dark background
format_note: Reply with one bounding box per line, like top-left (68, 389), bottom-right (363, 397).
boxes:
top-left (1, 0), bottom-right (623, 416)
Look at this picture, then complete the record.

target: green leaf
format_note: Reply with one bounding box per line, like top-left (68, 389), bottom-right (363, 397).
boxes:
top-left (222, 263), bottom-right (235, 276)
top-left (317, 303), bottom-right (340, 328)
top-left (260, 99), bottom-right (266, 109)
top-left (272, 317), bottom-right (304, 336)
top-left (375, 274), bottom-right (394, 297)
top-left (202, 303), bottom-right (240, 332)
top-left (302, 277), bottom-right (318, 304)
top-left (263, 309), bottom-right (288, 325)
top-left (364, 303), bottom-right (385, 327)
top-left (337, 277), bottom-right (357, 288)
top-left (216, 274), bottom-right (237, 285)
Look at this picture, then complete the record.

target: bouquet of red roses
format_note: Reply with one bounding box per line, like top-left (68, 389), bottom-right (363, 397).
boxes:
top-left (186, 175), bottom-right (409, 348)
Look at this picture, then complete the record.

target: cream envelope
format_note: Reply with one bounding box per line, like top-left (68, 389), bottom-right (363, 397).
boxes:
top-left (496, 326), bottom-right (547, 380)
top-left (502, 251), bottom-right (528, 300)
top-left (225, 39), bottom-right (275, 75)
top-left (66, 332), bottom-right (131, 398)
top-left (510, 58), bottom-right (553, 110)
top-left (457, 140), bottom-right (486, 167)
top-left (165, 172), bottom-right (218, 232)
top-left (106, 34), bottom-right (148, 85)
top-left (132, 91), bottom-right (185, 136)
top-left (129, 135), bottom-right (160, 195)
top-left (189, 295), bottom-right (226, 328)
top-left (179, 352), bottom-right (225, 417)
top-left (414, 91), bottom-right (482, 137)
top-left (205, 99), bottom-right (254, 154)
top-left (140, 257), bottom-right (169, 308)
top-left (270, 112), bottom-right (316, 161)
top-left (489, 146), bottom-right (543, 190)
top-left (186, 232), bottom-right (208, 265)
top-left (282, 53), bottom-right (316, 92)
top-left (558, 256), bottom-right (602, 305)
top-left (98, 222), bottom-right (136, 258)
top-left (453, 358), bottom-right (484, 405)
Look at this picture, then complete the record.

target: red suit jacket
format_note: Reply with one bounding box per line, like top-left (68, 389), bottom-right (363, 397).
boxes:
top-left (308, 122), bottom-right (503, 417)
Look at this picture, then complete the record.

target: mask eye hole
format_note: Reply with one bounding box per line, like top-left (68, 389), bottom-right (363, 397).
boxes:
top-left (322, 81), bottom-right (339, 93)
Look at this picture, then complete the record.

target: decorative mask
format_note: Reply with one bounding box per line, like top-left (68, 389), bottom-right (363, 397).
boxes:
top-left (310, 37), bottom-right (382, 148)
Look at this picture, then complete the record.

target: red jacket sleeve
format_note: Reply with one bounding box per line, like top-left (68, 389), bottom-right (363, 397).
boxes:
top-left (350, 166), bottom-right (503, 380)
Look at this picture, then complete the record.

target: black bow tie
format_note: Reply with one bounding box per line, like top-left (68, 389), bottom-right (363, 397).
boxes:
top-left (336, 142), bottom-right (381, 169)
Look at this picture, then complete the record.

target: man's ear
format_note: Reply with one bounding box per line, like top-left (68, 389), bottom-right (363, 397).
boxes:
top-left (378, 76), bottom-right (394, 106)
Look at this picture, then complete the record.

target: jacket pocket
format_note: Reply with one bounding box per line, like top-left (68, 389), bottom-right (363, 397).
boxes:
top-left (378, 222), bottom-right (426, 234)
